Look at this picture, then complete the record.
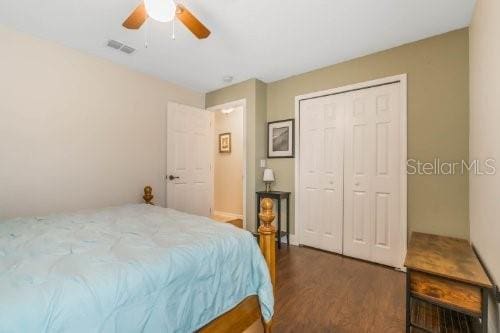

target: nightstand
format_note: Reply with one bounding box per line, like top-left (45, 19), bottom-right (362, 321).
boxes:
top-left (256, 191), bottom-right (290, 249)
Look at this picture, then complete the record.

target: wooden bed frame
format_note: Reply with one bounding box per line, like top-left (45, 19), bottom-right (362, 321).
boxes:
top-left (143, 187), bottom-right (276, 333)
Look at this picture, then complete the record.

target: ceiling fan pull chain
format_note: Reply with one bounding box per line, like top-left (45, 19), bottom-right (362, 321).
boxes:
top-left (144, 20), bottom-right (149, 48)
top-left (172, 18), bottom-right (176, 40)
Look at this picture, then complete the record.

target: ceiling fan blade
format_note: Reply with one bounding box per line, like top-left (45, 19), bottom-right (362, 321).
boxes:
top-left (176, 4), bottom-right (211, 39)
top-left (123, 2), bottom-right (148, 29)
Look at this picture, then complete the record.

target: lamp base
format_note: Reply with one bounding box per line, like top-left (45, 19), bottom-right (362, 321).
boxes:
top-left (265, 182), bottom-right (272, 192)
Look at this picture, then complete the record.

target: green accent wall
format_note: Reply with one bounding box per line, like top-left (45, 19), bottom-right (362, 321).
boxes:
top-left (208, 28), bottom-right (470, 239)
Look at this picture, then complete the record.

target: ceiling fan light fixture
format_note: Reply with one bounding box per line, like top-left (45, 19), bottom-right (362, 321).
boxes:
top-left (144, 0), bottom-right (176, 23)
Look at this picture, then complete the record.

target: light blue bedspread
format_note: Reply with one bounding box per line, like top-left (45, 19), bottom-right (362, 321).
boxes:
top-left (0, 204), bottom-right (273, 333)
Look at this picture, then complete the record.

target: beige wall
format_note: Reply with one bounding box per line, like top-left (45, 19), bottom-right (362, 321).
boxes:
top-left (206, 79), bottom-right (267, 232)
top-left (469, 0), bottom-right (500, 330)
top-left (0, 25), bottom-right (204, 219)
top-left (214, 107), bottom-right (244, 216)
top-left (266, 28), bottom-right (470, 237)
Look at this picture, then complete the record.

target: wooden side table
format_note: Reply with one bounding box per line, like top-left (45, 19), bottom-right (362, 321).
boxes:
top-left (256, 191), bottom-right (290, 249)
top-left (404, 232), bottom-right (493, 333)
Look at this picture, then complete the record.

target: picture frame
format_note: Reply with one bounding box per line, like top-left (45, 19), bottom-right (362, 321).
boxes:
top-left (267, 119), bottom-right (294, 158)
top-left (219, 132), bottom-right (231, 153)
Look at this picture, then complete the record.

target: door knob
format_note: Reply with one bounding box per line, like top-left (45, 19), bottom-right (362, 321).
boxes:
top-left (168, 175), bottom-right (180, 181)
top-left (355, 182), bottom-right (360, 186)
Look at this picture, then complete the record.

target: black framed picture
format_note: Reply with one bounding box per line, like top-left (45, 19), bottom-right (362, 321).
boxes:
top-left (267, 119), bottom-right (294, 158)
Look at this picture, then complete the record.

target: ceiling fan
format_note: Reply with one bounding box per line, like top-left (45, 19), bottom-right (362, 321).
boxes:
top-left (122, 0), bottom-right (210, 39)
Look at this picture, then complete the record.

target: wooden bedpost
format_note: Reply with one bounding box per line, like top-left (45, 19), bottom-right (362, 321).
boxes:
top-left (258, 198), bottom-right (276, 333)
top-left (143, 186), bottom-right (154, 205)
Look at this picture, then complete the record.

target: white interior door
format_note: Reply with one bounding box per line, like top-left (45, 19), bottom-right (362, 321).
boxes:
top-left (343, 82), bottom-right (402, 267)
top-left (299, 95), bottom-right (345, 253)
top-left (166, 102), bottom-right (213, 216)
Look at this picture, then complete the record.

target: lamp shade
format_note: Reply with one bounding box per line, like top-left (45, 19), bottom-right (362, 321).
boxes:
top-left (263, 168), bottom-right (275, 182)
top-left (144, 0), bottom-right (176, 22)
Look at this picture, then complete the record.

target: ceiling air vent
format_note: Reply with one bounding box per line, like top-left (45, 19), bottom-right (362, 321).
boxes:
top-left (107, 39), bottom-right (123, 50)
top-left (120, 45), bottom-right (136, 54)
top-left (106, 40), bottom-right (136, 55)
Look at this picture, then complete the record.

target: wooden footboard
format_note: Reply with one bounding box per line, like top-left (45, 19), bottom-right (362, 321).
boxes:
top-left (143, 188), bottom-right (276, 333)
top-left (256, 198), bottom-right (276, 332)
top-left (258, 198), bottom-right (276, 290)
top-left (201, 198), bottom-right (276, 333)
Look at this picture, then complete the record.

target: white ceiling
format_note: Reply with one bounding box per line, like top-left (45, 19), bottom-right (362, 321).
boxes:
top-left (0, 0), bottom-right (475, 92)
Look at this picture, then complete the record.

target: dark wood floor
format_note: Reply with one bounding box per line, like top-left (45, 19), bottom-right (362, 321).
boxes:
top-left (273, 246), bottom-right (406, 333)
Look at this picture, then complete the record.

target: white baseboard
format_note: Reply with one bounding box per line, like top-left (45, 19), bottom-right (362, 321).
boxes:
top-left (213, 211), bottom-right (244, 219)
top-left (279, 233), bottom-right (299, 246)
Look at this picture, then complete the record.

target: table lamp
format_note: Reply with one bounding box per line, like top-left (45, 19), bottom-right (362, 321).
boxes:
top-left (263, 168), bottom-right (275, 192)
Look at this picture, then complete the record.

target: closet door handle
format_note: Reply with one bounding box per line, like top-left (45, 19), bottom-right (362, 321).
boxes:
top-left (355, 181), bottom-right (360, 186)
top-left (168, 175), bottom-right (180, 181)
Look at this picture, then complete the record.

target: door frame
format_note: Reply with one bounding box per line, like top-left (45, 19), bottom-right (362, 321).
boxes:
top-left (207, 99), bottom-right (247, 228)
top-left (294, 74), bottom-right (408, 269)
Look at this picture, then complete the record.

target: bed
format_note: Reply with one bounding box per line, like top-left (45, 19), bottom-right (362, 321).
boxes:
top-left (0, 191), bottom-right (276, 333)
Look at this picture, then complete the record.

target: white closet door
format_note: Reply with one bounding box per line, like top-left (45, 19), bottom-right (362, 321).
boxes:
top-left (343, 83), bottom-right (402, 267)
top-left (166, 102), bottom-right (213, 217)
top-left (299, 95), bottom-right (344, 253)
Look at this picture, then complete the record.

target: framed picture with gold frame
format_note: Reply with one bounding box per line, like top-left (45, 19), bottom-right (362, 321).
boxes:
top-left (219, 133), bottom-right (231, 153)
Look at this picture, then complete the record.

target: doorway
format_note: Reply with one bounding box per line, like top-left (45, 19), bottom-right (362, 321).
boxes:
top-left (208, 99), bottom-right (246, 228)
top-left (295, 75), bottom-right (407, 268)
